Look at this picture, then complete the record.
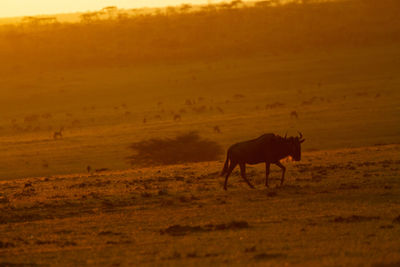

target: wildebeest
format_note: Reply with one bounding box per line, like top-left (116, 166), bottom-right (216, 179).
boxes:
top-left (213, 125), bottom-right (221, 133)
top-left (173, 114), bottom-right (182, 121)
top-left (53, 127), bottom-right (64, 140)
top-left (290, 111), bottom-right (299, 119)
top-left (221, 132), bottom-right (305, 190)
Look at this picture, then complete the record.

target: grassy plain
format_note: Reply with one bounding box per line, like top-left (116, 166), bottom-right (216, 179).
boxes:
top-left (0, 43), bottom-right (399, 179)
top-left (0, 0), bottom-right (400, 265)
top-left (0, 144), bottom-right (399, 266)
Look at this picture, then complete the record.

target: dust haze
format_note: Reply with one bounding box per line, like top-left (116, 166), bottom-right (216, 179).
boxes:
top-left (0, 0), bottom-right (399, 265)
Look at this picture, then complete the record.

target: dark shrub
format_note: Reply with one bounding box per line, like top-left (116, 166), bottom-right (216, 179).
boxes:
top-left (127, 132), bottom-right (223, 166)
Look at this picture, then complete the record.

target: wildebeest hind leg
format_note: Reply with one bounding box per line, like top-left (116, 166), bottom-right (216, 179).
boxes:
top-left (224, 162), bottom-right (237, 190)
top-left (239, 163), bottom-right (254, 189)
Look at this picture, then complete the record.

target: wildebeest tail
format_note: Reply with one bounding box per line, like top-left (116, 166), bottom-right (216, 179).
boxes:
top-left (220, 151), bottom-right (230, 176)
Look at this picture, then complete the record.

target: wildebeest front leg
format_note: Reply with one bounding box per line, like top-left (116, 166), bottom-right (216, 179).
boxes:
top-left (265, 162), bottom-right (270, 187)
top-left (239, 163), bottom-right (255, 189)
top-left (275, 162), bottom-right (286, 186)
top-left (224, 162), bottom-right (237, 190)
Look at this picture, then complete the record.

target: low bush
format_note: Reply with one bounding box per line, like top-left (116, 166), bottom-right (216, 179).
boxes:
top-left (127, 131), bottom-right (223, 166)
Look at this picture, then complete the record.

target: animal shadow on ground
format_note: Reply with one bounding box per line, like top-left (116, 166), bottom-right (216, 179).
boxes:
top-left (160, 220), bottom-right (249, 236)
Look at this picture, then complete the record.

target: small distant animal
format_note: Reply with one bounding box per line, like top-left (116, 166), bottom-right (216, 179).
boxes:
top-left (290, 111), bottom-right (299, 119)
top-left (301, 96), bottom-right (319, 106)
top-left (185, 99), bottom-right (194, 106)
top-left (143, 118), bottom-right (147, 124)
top-left (265, 102), bottom-right (285, 109)
top-left (192, 105), bottom-right (207, 113)
top-left (233, 94), bottom-right (245, 99)
top-left (173, 114), bottom-right (181, 121)
top-left (87, 165), bottom-right (91, 173)
top-left (53, 127), bottom-right (64, 140)
top-left (24, 114), bottom-right (39, 123)
top-left (213, 126), bottom-right (221, 133)
top-left (221, 132), bottom-right (305, 190)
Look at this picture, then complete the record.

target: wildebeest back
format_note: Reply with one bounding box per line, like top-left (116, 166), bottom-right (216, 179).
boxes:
top-left (228, 133), bottom-right (280, 164)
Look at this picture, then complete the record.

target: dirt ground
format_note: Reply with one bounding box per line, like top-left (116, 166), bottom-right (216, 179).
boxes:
top-left (0, 144), bottom-right (399, 266)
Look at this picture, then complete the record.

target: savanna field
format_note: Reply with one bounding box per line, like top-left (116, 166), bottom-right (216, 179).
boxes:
top-left (0, 0), bottom-right (400, 265)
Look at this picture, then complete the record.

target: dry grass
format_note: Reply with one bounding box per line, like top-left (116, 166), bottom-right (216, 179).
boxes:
top-left (0, 144), bottom-right (399, 265)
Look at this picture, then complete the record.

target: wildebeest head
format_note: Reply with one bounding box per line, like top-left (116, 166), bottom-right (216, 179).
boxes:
top-left (287, 132), bottom-right (305, 161)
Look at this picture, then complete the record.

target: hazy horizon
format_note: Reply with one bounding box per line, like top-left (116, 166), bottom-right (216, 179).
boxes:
top-left (0, 0), bottom-right (232, 18)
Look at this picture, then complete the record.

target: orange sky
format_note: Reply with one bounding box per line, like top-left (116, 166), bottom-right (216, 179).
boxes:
top-left (0, 0), bottom-right (229, 18)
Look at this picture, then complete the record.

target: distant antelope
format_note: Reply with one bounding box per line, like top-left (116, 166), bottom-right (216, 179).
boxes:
top-left (24, 114), bottom-right (39, 123)
top-left (213, 126), bottom-right (221, 133)
top-left (173, 114), bottom-right (181, 121)
top-left (290, 111), bottom-right (299, 119)
top-left (53, 127), bottom-right (64, 140)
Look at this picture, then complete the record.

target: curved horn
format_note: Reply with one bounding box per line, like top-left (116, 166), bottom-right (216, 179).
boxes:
top-left (297, 131), bottom-right (303, 140)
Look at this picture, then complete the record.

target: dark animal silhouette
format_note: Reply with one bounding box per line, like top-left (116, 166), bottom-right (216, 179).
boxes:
top-left (221, 132), bottom-right (305, 190)
top-left (173, 114), bottom-right (182, 121)
top-left (290, 111), bottom-right (299, 119)
top-left (213, 126), bottom-right (221, 133)
top-left (53, 127), bottom-right (64, 140)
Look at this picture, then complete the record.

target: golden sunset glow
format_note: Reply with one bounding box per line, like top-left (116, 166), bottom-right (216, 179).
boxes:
top-left (0, 0), bottom-right (228, 18)
top-left (0, 0), bottom-right (399, 265)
